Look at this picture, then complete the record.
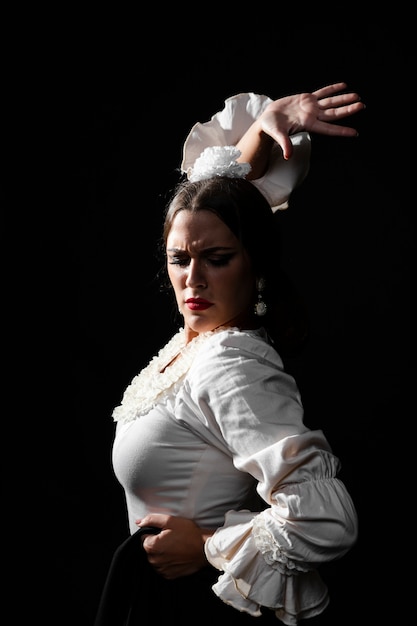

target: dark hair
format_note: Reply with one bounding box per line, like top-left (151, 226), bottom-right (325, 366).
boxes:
top-left (163, 176), bottom-right (278, 275)
top-left (159, 176), bottom-right (308, 356)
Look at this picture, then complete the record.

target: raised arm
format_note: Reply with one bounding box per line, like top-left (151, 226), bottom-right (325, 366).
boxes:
top-left (236, 82), bottom-right (365, 179)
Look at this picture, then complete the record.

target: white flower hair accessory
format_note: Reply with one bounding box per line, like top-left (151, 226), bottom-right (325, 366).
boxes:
top-left (187, 145), bottom-right (251, 182)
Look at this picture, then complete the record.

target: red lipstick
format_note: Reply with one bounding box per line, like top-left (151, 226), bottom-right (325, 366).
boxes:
top-left (185, 298), bottom-right (213, 311)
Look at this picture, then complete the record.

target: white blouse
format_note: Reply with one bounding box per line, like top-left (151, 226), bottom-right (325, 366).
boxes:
top-left (112, 328), bottom-right (358, 625)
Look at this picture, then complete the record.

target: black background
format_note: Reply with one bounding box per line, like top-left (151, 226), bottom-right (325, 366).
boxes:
top-left (19, 23), bottom-right (413, 625)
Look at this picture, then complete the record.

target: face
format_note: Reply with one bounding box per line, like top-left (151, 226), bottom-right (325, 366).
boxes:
top-left (166, 209), bottom-right (256, 342)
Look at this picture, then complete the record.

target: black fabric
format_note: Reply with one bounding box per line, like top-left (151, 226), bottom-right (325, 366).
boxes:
top-left (94, 526), bottom-right (280, 625)
top-left (94, 527), bottom-right (161, 626)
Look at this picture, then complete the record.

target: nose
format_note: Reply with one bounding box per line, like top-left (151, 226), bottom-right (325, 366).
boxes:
top-left (185, 259), bottom-right (207, 288)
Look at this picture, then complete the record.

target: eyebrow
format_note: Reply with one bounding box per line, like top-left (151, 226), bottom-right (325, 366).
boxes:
top-left (166, 246), bottom-right (236, 253)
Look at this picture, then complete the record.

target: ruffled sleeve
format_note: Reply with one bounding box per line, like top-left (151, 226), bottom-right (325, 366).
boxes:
top-left (181, 329), bottom-right (358, 625)
top-left (181, 92), bottom-right (311, 211)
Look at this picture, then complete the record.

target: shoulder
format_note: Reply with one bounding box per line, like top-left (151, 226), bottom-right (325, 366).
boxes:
top-left (193, 327), bottom-right (284, 370)
top-left (183, 327), bottom-right (301, 412)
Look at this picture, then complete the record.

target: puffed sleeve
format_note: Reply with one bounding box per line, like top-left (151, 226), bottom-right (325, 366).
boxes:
top-left (181, 92), bottom-right (311, 211)
top-left (182, 330), bottom-right (358, 626)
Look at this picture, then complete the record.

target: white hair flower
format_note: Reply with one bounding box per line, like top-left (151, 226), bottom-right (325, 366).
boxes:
top-left (187, 145), bottom-right (251, 182)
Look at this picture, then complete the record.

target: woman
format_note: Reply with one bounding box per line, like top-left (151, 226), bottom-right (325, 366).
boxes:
top-left (95, 83), bottom-right (364, 625)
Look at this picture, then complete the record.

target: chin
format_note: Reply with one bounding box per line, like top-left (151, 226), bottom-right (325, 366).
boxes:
top-left (185, 316), bottom-right (220, 334)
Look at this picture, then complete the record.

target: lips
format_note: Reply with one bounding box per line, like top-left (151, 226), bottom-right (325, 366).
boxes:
top-left (185, 298), bottom-right (213, 311)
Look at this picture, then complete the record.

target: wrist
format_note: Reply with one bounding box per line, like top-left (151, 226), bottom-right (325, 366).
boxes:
top-left (201, 528), bottom-right (215, 544)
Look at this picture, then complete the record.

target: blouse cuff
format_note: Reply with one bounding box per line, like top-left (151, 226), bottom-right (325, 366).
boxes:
top-left (205, 509), bottom-right (329, 626)
top-left (181, 92), bottom-right (311, 212)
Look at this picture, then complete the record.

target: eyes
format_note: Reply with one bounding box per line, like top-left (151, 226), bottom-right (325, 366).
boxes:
top-left (168, 252), bottom-right (235, 268)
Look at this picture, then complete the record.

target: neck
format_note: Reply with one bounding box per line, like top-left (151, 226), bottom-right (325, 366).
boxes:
top-left (184, 314), bottom-right (260, 344)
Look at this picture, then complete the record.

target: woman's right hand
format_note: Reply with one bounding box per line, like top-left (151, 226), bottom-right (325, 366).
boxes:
top-left (135, 513), bottom-right (215, 579)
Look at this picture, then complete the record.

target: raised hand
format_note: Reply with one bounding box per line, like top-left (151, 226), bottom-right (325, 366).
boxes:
top-left (260, 82), bottom-right (365, 160)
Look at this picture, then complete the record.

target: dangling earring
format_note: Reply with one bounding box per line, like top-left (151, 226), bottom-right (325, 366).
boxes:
top-left (254, 277), bottom-right (267, 316)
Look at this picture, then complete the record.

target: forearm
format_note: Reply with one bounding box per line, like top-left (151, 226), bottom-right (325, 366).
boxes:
top-left (235, 119), bottom-right (274, 180)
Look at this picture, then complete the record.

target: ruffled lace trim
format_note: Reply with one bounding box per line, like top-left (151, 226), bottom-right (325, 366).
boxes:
top-left (252, 512), bottom-right (309, 575)
top-left (112, 327), bottom-right (234, 424)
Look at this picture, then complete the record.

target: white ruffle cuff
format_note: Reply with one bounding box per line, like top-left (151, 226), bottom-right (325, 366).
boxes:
top-left (181, 92), bottom-right (311, 211)
top-left (205, 510), bottom-right (329, 626)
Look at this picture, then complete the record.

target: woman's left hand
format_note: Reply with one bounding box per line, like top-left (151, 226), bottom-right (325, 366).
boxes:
top-left (260, 81), bottom-right (365, 160)
top-left (135, 514), bottom-right (214, 579)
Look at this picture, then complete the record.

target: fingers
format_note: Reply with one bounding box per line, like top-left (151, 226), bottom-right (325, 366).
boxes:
top-left (313, 83), bottom-right (363, 113)
top-left (311, 119), bottom-right (359, 137)
top-left (262, 125), bottom-right (294, 160)
top-left (318, 94), bottom-right (363, 112)
top-left (312, 82), bottom-right (348, 99)
top-left (136, 525), bottom-right (162, 535)
top-left (280, 135), bottom-right (294, 161)
top-left (318, 100), bottom-right (365, 122)
top-left (135, 513), bottom-right (167, 531)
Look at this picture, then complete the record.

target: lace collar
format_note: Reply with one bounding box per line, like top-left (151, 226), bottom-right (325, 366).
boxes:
top-left (112, 327), bottom-right (234, 424)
